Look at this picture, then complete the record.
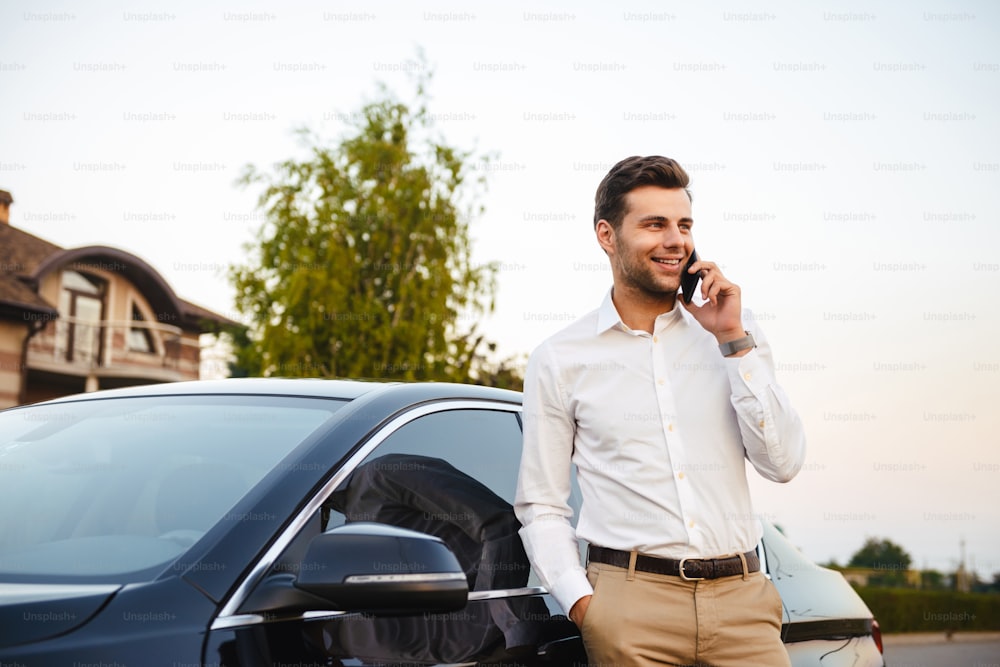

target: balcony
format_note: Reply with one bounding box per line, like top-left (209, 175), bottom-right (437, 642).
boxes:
top-left (26, 316), bottom-right (201, 386)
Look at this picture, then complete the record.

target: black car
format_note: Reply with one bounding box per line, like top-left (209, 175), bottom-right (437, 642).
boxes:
top-left (0, 379), bottom-right (884, 666)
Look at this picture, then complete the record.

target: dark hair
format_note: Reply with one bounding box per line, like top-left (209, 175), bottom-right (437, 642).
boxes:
top-left (593, 156), bottom-right (691, 229)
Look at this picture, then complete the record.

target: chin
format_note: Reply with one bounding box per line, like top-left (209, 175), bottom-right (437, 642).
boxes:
top-left (639, 284), bottom-right (679, 300)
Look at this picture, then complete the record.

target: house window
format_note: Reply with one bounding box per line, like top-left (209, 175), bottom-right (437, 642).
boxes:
top-left (128, 305), bottom-right (156, 353)
top-left (55, 270), bottom-right (106, 364)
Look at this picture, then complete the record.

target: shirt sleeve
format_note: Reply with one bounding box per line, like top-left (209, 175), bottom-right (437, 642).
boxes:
top-left (514, 343), bottom-right (593, 615)
top-left (723, 313), bottom-right (807, 483)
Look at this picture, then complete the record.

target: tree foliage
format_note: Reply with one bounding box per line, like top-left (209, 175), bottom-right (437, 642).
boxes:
top-left (849, 536), bottom-right (913, 586)
top-left (849, 537), bottom-right (913, 570)
top-left (229, 77), bottom-right (521, 387)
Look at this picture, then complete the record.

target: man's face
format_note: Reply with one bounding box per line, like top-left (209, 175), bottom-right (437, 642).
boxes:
top-left (600, 185), bottom-right (694, 301)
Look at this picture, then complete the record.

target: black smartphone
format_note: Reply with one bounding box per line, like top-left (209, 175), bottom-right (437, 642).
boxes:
top-left (680, 249), bottom-right (700, 304)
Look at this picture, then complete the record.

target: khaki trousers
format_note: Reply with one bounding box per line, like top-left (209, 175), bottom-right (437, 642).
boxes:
top-left (581, 560), bottom-right (790, 667)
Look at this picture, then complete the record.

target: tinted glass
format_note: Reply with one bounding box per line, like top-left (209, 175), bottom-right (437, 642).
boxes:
top-left (371, 408), bottom-right (524, 504)
top-left (0, 394), bottom-right (347, 581)
top-left (322, 408), bottom-right (529, 586)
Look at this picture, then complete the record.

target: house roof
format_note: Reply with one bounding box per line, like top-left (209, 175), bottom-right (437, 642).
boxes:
top-left (0, 224), bottom-right (62, 319)
top-left (0, 223), bottom-right (237, 331)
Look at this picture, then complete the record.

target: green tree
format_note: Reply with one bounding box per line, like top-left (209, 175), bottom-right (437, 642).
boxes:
top-left (229, 77), bottom-right (520, 387)
top-left (920, 569), bottom-right (947, 590)
top-left (849, 537), bottom-right (913, 587)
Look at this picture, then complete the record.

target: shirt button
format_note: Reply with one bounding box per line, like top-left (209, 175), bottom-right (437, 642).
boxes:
top-left (657, 379), bottom-right (664, 386)
top-left (688, 520), bottom-right (696, 528)
top-left (677, 471), bottom-right (685, 480)
top-left (743, 372), bottom-right (752, 381)
top-left (759, 419), bottom-right (765, 428)
top-left (667, 423), bottom-right (674, 432)
top-left (653, 336), bottom-right (659, 343)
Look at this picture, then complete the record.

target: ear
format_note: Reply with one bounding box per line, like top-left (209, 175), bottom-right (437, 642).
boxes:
top-left (595, 219), bottom-right (616, 256)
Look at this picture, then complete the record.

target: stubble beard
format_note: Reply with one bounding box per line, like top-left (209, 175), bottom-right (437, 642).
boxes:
top-left (615, 245), bottom-right (679, 303)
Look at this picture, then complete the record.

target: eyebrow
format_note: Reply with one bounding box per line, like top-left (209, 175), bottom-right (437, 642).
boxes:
top-left (638, 214), bottom-right (694, 224)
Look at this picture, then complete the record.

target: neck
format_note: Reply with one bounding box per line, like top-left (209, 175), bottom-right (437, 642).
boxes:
top-left (611, 284), bottom-right (677, 334)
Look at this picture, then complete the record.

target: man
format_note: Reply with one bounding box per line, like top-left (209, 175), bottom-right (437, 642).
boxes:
top-left (514, 155), bottom-right (807, 666)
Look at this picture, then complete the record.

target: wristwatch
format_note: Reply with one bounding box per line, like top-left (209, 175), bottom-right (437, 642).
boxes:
top-left (719, 331), bottom-right (756, 357)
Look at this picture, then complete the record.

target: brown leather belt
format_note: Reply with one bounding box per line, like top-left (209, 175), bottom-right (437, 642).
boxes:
top-left (588, 545), bottom-right (760, 580)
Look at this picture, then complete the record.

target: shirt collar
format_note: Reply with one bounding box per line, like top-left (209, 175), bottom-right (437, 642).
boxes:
top-left (596, 287), bottom-right (685, 335)
top-left (596, 288), bottom-right (621, 334)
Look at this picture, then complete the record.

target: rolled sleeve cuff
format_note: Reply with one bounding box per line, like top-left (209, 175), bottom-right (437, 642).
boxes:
top-left (519, 520), bottom-right (592, 614)
top-left (549, 567), bottom-right (594, 617)
top-left (725, 348), bottom-right (772, 397)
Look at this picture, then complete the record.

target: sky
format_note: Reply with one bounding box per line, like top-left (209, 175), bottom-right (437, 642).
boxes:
top-left (2, 0), bottom-right (999, 581)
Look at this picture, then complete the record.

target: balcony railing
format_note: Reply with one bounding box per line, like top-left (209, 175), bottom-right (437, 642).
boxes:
top-left (26, 316), bottom-right (201, 379)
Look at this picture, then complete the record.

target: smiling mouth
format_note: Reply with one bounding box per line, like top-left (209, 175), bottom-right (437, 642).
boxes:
top-left (652, 258), bottom-right (681, 266)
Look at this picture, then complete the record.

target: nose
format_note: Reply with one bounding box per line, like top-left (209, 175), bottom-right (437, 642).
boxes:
top-left (660, 222), bottom-right (685, 249)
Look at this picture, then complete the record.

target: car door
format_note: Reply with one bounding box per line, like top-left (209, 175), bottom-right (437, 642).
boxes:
top-left (205, 400), bottom-right (586, 667)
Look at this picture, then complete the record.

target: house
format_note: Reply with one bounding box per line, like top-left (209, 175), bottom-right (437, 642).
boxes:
top-left (0, 190), bottom-right (236, 408)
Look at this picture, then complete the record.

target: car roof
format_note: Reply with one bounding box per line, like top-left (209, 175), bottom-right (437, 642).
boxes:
top-left (29, 377), bottom-right (522, 408)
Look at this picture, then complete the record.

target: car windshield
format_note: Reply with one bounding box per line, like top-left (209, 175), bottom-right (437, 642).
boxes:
top-left (0, 394), bottom-right (347, 582)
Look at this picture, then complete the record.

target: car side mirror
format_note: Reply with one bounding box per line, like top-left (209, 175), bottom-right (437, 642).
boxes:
top-left (242, 522), bottom-right (469, 615)
top-left (296, 522), bottom-right (468, 613)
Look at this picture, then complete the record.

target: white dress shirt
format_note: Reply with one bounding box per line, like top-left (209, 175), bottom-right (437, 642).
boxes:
top-left (514, 289), bottom-right (807, 614)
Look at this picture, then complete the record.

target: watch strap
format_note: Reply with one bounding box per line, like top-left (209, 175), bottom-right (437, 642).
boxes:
top-left (719, 331), bottom-right (756, 357)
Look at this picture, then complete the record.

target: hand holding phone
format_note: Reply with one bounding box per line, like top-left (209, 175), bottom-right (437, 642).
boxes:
top-left (680, 249), bottom-right (700, 304)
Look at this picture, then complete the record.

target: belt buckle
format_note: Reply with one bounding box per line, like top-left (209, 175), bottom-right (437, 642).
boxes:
top-left (678, 557), bottom-right (705, 581)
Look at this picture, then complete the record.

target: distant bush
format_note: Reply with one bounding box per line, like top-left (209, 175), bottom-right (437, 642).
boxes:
top-left (855, 587), bottom-right (1000, 633)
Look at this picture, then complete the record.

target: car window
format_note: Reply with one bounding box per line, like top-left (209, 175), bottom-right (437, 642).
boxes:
top-left (323, 408), bottom-right (532, 592)
top-left (360, 407), bottom-right (523, 503)
top-left (271, 405), bottom-right (584, 591)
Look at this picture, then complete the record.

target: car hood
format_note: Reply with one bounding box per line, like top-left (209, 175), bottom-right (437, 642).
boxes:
top-left (0, 583), bottom-right (121, 648)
